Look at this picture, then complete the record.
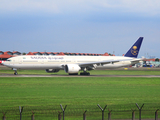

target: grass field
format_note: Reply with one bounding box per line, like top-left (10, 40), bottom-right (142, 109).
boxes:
top-left (1, 77), bottom-right (159, 107)
top-left (0, 67), bottom-right (160, 119)
top-left (0, 76), bottom-right (160, 119)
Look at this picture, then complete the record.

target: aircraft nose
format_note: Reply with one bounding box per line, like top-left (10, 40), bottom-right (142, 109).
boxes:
top-left (0, 60), bottom-right (3, 64)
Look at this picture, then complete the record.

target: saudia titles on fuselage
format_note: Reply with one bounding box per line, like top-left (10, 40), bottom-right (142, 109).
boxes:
top-left (131, 46), bottom-right (138, 55)
top-left (24, 56), bottom-right (64, 60)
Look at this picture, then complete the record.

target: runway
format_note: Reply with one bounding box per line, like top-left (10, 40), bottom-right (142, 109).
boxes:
top-left (0, 74), bottom-right (160, 77)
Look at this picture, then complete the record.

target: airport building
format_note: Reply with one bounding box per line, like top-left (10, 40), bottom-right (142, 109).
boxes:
top-left (0, 51), bottom-right (21, 60)
top-left (0, 51), bottom-right (112, 60)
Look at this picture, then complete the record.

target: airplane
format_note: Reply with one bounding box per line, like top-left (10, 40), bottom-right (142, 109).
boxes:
top-left (0, 37), bottom-right (144, 75)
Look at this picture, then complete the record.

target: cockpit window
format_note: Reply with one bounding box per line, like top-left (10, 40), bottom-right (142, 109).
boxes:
top-left (6, 59), bottom-right (11, 61)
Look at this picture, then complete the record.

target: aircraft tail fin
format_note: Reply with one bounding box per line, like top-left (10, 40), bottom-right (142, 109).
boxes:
top-left (124, 37), bottom-right (143, 58)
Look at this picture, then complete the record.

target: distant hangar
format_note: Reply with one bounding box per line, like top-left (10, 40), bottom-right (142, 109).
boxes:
top-left (0, 51), bottom-right (114, 60)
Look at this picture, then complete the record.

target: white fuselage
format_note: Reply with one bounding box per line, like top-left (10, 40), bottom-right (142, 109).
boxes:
top-left (3, 55), bottom-right (138, 70)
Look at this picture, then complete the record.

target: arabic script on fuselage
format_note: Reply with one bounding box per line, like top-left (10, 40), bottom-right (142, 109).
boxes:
top-left (30, 56), bottom-right (64, 60)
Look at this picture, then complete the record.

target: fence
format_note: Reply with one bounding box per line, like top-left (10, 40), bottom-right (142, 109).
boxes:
top-left (1, 103), bottom-right (159, 120)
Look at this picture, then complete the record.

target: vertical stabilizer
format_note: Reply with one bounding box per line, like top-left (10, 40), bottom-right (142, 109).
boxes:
top-left (124, 37), bottom-right (143, 58)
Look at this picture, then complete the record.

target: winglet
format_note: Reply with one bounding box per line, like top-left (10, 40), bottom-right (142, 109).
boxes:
top-left (124, 37), bottom-right (143, 58)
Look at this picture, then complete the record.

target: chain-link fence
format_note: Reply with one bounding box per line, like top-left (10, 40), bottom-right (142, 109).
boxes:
top-left (1, 103), bottom-right (160, 120)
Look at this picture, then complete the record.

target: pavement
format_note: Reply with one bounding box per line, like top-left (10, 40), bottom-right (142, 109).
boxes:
top-left (0, 74), bottom-right (160, 78)
top-left (1, 65), bottom-right (160, 77)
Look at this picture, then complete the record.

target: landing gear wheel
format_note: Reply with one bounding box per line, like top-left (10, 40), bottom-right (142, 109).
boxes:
top-left (14, 71), bottom-right (18, 75)
top-left (80, 72), bottom-right (90, 75)
top-left (69, 73), bottom-right (78, 75)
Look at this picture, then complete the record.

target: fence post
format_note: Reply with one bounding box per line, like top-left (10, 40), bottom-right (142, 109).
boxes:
top-left (58, 111), bottom-right (61, 120)
top-left (97, 104), bottom-right (107, 120)
top-left (83, 110), bottom-right (87, 120)
top-left (108, 109), bottom-right (112, 120)
top-left (19, 106), bottom-right (23, 120)
top-left (136, 103), bottom-right (144, 120)
top-left (31, 111), bottom-right (35, 120)
top-left (155, 109), bottom-right (159, 120)
top-left (2, 112), bottom-right (7, 120)
top-left (131, 109), bottom-right (135, 120)
top-left (60, 104), bottom-right (67, 120)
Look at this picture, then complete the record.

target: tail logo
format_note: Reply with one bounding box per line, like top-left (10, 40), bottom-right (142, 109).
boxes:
top-left (131, 46), bottom-right (138, 55)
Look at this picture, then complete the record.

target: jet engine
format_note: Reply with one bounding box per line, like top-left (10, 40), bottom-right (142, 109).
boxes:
top-left (64, 64), bottom-right (81, 74)
top-left (45, 69), bottom-right (59, 73)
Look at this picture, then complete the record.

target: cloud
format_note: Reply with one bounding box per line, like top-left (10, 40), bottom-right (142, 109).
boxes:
top-left (0, 0), bottom-right (160, 15)
top-left (0, 0), bottom-right (59, 14)
top-left (120, 0), bottom-right (160, 15)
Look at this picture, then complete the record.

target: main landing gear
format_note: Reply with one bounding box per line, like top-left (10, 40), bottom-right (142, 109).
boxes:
top-left (68, 72), bottom-right (90, 75)
top-left (80, 72), bottom-right (90, 75)
top-left (80, 68), bottom-right (90, 75)
top-left (69, 73), bottom-right (78, 75)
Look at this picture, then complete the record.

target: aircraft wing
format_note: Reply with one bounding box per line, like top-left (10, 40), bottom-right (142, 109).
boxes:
top-left (78, 59), bottom-right (131, 67)
top-left (130, 58), bottom-right (145, 64)
top-left (131, 58), bottom-right (145, 62)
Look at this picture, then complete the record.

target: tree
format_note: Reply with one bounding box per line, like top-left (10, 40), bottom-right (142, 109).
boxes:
top-left (155, 58), bottom-right (159, 62)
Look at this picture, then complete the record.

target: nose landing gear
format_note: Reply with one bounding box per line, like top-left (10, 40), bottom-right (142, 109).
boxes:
top-left (14, 71), bottom-right (18, 75)
top-left (13, 68), bottom-right (18, 75)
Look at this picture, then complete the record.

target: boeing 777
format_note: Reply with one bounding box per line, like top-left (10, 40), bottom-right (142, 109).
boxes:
top-left (0, 37), bottom-right (144, 75)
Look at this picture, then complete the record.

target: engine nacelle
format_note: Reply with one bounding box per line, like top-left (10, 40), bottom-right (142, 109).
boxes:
top-left (64, 64), bottom-right (81, 74)
top-left (45, 69), bottom-right (60, 73)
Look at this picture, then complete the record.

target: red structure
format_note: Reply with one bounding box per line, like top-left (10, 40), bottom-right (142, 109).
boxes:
top-left (27, 52), bottom-right (34, 55)
top-left (57, 52), bottom-right (65, 55)
top-left (0, 51), bottom-right (117, 60)
top-left (102, 52), bottom-right (109, 56)
top-left (0, 51), bottom-right (14, 60)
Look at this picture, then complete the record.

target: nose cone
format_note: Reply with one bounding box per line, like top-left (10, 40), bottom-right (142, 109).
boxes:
top-left (0, 60), bottom-right (3, 64)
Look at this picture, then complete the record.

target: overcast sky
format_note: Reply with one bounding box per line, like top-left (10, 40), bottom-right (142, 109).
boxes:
top-left (0, 0), bottom-right (160, 58)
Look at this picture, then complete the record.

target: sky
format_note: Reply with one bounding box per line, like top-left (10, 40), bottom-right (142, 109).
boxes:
top-left (0, 0), bottom-right (160, 58)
